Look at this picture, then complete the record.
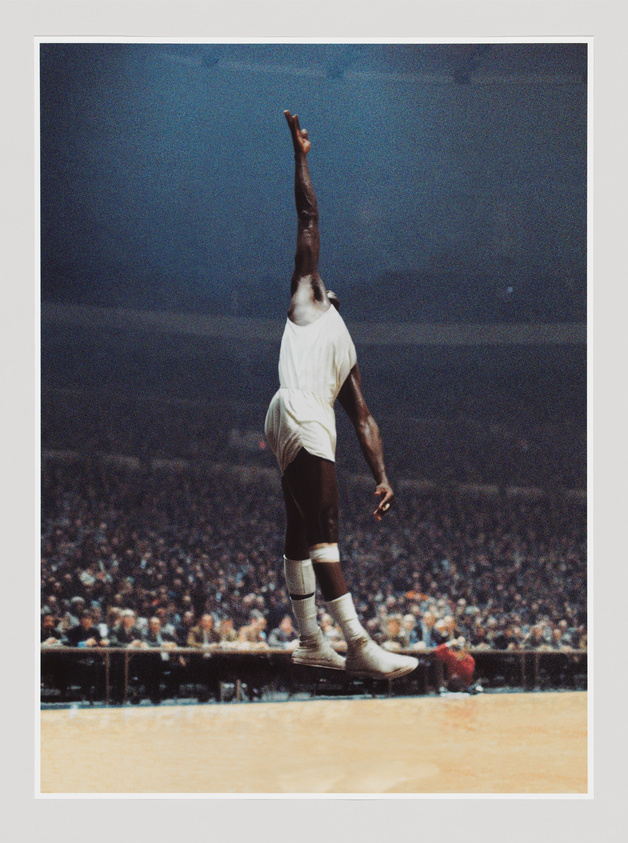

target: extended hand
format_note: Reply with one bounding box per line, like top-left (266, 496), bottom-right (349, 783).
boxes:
top-left (373, 482), bottom-right (394, 521)
top-left (284, 110), bottom-right (311, 155)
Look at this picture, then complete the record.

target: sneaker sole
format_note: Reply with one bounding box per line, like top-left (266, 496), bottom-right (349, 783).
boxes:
top-left (292, 655), bottom-right (346, 671)
top-left (346, 661), bottom-right (418, 680)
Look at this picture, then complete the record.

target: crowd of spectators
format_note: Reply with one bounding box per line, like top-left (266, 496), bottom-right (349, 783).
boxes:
top-left (41, 456), bottom-right (587, 665)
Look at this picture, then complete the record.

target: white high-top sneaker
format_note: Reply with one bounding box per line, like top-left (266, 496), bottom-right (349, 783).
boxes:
top-left (346, 637), bottom-right (418, 680)
top-left (292, 631), bottom-right (346, 670)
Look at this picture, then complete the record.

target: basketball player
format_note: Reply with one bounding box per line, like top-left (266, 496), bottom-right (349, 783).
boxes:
top-left (264, 111), bottom-right (418, 680)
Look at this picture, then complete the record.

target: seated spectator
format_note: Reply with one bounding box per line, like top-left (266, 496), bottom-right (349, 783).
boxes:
top-left (103, 606), bottom-right (122, 639)
top-left (236, 610), bottom-right (269, 650)
top-left (556, 620), bottom-right (574, 648)
top-left (187, 613), bottom-right (221, 649)
top-left (154, 606), bottom-right (178, 638)
top-left (549, 626), bottom-right (567, 650)
top-left (108, 609), bottom-right (143, 704)
top-left (110, 610), bottom-right (143, 648)
top-left (432, 618), bottom-right (452, 647)
top-left (401, 614), bottom-right (420, 648)
top-left (65, 610), bottom-right (110, 702)
top-left (418, 611), bottom-right (437, 648)
top-left (140, 616), bottom-right (181, 704)
top-left (41, 612), bottom-right (66, 646)
top-left (186, 614), bottom-right (221, 702)
top-left (65, 610), bottom-right (109, 648)
top-left (267, 615), bottom-right (299, 650)
top-left (218, 617), bottom-right (238, 648)
top-left (63, 596), bottom-right (87, 632)
top-left (175, 610), bottom-right (196, 647)
top-left (40, 612), bottom-right (68, 698)
top-left (379, 615), bottom-right (410, 652)
top-left (470, 624), bottom-right (491, 650)
top-left (522, 624), bottom-right (548, 649)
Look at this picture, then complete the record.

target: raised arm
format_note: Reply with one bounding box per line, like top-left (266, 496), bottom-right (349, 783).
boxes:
top-left (336, 365), bottom-right (395, 521)
top-left (284, 110), bottom-right (320, 291)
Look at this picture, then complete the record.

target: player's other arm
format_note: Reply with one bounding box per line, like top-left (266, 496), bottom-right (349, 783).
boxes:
top-left (337, 364), bottom-right (394, 520)
top-left (284, 110), bottom-right (320, 291)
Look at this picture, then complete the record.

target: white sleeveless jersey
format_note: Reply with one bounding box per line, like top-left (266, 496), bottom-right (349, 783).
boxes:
top-left (264, 305), bottom-right (357, 473)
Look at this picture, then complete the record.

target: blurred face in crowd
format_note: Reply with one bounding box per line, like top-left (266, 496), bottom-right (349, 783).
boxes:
top-left (423, 612), bottom-right (435, 628)
top-left (200, 614), bottom-right (214, 631)
top-left (402, 615), bottom-right (416, 632)
top-left (80, 613), bottom-right (93, 629)
top-left (122, 612), bottom-right (136, 630)
top-left (42, 614), bottom-right (56, 631)
top-left (386, 617), bottom-right (401, 637)
top-left (279, 616), bottom-right (294, 634)
top-left (149, 617), bottom-right (161, 634)
top-left (252, 615), bottom-right (266, 632)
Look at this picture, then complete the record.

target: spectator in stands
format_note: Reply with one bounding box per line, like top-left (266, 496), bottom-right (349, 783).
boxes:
top-left (103, 606), bottom-right (122, 639)
top-left (237, 610), bottom-right (269, 650)
top-left (268, 615), bottom-right (299, 649)
top-left (155, 606), bottom-right (178, 638)
top-left (379, 615), bottom-right (410, 652)
top-left (186, 613), bottom-right (221, 702)
top-left (556, 619), bottom-right (573, 648)
top-left (40, 612), bottom-right (68, 699)
top-left (41, 612), bottom-right (65, 646)
top-left (218, 617), bottom-right (238, 648)
top-left (43, 594), bottom-right (62, 623)
top-left (110, 609), bottom-right (143, 648)
top-left (108, 609), bottom-right (143, 704)
top-left (65, 596), bottom-right (86, 630)
top-left (175, 610), bottom-right (196, 647)
top-left (187, 613), bottom-right (221, 648)
top-left (432, 618), bottom-right (452, 647)
top-left (65, 610), bottom-right (109, 701)
top-left (65, 610), bottom-right (109, 648)
top-left (522, 624), bottom-right (548, 650)
top-left (140, 616), bottom-right (181, 704)
top-left (418, 610), bottom-right (437, 648)
top-left (548, 626), bottom-right (567, 650)
top-left (401, 614), bottom-right (420, 647)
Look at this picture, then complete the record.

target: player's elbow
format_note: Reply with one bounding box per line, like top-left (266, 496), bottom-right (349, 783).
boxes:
top-left (297, 206), bottom-right (319, 226)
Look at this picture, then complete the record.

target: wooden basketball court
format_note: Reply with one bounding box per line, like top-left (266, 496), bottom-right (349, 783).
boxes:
top-left (39, 691), bottom-right (587, 794)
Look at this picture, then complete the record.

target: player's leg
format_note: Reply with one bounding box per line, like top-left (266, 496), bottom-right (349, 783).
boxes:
top-left (280, 471), bottom-right (345, 670)
top-left (282, 448), bottom-right (347, 599)
top-left (283, 449), bottom-right (418, 680)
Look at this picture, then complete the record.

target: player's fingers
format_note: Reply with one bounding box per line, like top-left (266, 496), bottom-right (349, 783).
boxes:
top-left (284, 111), bottom-right (298, 138)
top-left (373, 498), bottom-right (392, 520)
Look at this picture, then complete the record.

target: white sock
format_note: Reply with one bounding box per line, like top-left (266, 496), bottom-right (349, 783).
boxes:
top-left (325, 592), bottom-right (369, 644)
top-left (283, 557), bottom-right (320, 639)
